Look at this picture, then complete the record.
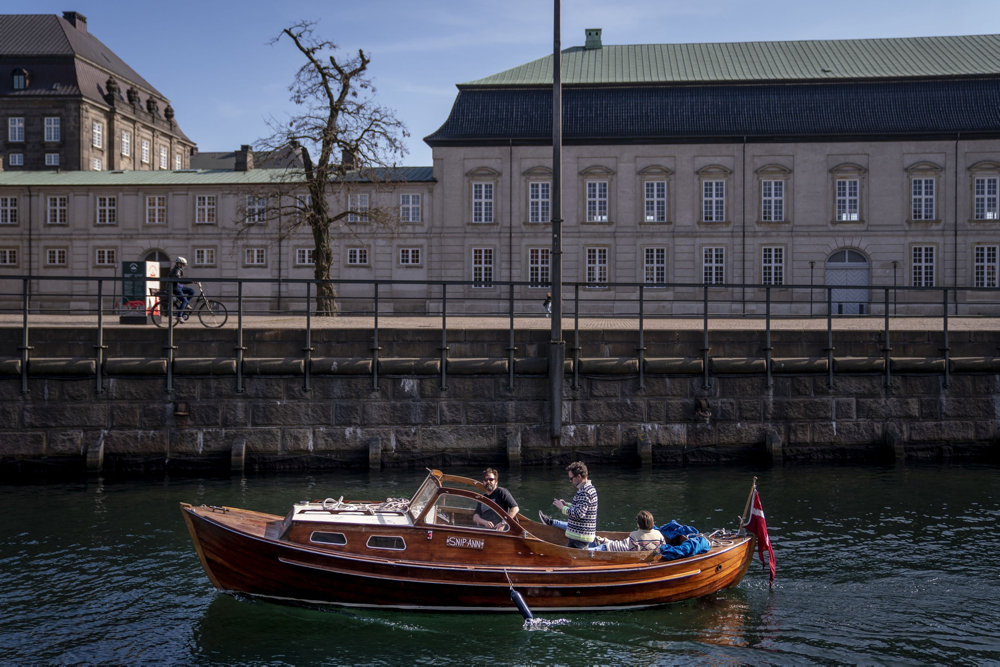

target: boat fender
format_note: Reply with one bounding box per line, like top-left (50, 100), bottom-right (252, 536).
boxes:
top-left (511, 589), bottom-right (533, 621)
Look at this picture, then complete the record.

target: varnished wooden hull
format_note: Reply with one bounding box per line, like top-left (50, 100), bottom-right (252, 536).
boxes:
top-left (181, 502), bottom-right (755, 612)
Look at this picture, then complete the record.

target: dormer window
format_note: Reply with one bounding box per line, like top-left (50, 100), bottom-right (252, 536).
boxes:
top-left (11, 68), bottom-right (29, 90)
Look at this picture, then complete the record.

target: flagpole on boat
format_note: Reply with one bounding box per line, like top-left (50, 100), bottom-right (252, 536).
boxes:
top-left (738, 476), bottom-right (758, 532)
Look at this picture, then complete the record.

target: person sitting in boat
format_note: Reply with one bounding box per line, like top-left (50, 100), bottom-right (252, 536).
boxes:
top-left (473, 467), bottom-right (520, 530)
top-left (538, 461), bottom-right (599, 548)
top-left (590, 510), bottom-right (666, 552)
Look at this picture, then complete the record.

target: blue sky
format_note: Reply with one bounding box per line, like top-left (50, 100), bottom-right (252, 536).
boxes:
top-left (8, 0), bottom-right (1000, 165)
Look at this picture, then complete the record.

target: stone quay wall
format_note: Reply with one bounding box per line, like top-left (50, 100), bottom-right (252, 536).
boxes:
top-left (1, 324), bottom-right (998, 478)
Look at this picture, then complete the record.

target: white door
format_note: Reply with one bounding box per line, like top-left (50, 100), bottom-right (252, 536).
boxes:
top-left (826, 250), bottom-right (870, 315)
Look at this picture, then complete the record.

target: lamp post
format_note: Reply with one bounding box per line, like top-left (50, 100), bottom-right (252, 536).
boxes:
top-left (549, 0), bottom-right (564, 444)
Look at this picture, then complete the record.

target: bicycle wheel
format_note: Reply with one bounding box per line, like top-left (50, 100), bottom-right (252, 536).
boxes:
top-left (197, 299), bottom-right (228, 328)
top-left (150, 300), bottom-right (165, 327)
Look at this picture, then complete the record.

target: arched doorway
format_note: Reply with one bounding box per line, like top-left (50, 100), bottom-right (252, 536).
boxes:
top-left (825, 249), bottom-right (870, 314)
top-left (143, 249), bottom-right (171, 264)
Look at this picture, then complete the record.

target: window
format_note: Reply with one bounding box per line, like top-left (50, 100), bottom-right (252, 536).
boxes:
top-left (472, 183), bottom-right (494, 223)
top-left (644, 247), bottom-right (666, 284)
top-left (95, 196), bottom-right (117, 225)
top-left (974, 245), bottom-right (999, 288)
top-left (761, 246), bottom-right (785, 286)
top-left (347, 193), bottom-right (369, 222)
top-left (310, 531), bottom-right (347, 546)
top-left (761, 180), bottom-right (785, 222)
top-left (8, 117), bottom-right (24, 142)
top-left (702, 180), bottom-right (726, 222)
top-left (194, 248), bottom-right (216, 266)
top-left (586, 181), bottom-right (609, 222)
top-left (244, 247), bottom-right (267, 266)
top-left (703, 247), bottom-right (726, 285)
top-left (95, 248), bottom-right (116, 266)
top-left (644, 180), bottom-right (667, 223)
top-left (92, 121), bottom-right (103, 148)
top-left (121, 131), bottom-right (131, 157)
top-left (529, 181), bottom-right (551, 223)
top-left (46, 248), bottom-right (67, 266)
top-left (47, 196), bottom-right (67, 225)
top-left (195, 195), bottom-right (217, 224)
top-left (974, 176), bottom-right (999, 221)
top-left (472, 247), bottom-right (494, 287)
top-left (45, 153), bottom-right (59, 167)
top-left (528, 247), bottom-right (550, 287)
top-left (835, 179), bottom-right (859, 221)
top-left (0, 248), bottom-right (17, 266)
top-left (912, 246), bottom-right (935, 287)
top-left (911, 178), bottom-right (936, 221)
top-left (158, 146), bottom-right (167, 169)
top-left (400, 194), bottom-right (422, 223)
top-left (245, 195), bottom-right (267, 224)
top-left (399, 247), bottom-right (421, 266)
top-left (44, 117), bottom-right (60, 142)
top-left (12, 70), bottom-right (27, 90)
top-left (145, 195), bottom-right (167, 225)
top-left (295, 248), bottom-right (315, 265)
top-left (175, 153), bottom-right (182, 170)
top-left (585, 246), bottom-right (609, 286)
top-left (141, 139), bottom-right (150, 164)
top-left (0, 197), bottom-right (17, 224)
top-left (8, 153), bottom-right (23, 166)
top-left (91, 157), bottom-right (102, 171)
top-left (347, 247), bottom-right (369, 266)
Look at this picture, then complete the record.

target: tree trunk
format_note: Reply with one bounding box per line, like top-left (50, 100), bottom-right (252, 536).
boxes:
top-left (311, 209), bottom-right (338, 316)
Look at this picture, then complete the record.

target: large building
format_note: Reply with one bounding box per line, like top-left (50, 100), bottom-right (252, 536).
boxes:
top-left (2, 28), bottom-right (1000, 316)
top-left (0, 11), bottom-right (195, 172)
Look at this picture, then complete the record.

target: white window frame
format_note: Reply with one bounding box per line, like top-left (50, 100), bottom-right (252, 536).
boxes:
top-left (45, 153), bottom-right (60, 166)
top-left (346, 247), bottom-right (369, 266)
top-left (400, 193), bottom-right (422, 223)
top-left (835, 179), bottom-right (859, 221)
top-left (0, 197), bottom-right (17, 224)
top-left (761, 180), bottom-right (785, 222)
top-left (974, 176), bottom-right (999, 221)
top-left (194, 247), bottom-right (217, 267)
top-left (45, 248), bottom-right (67, 266)
top-left (245, 195), bottom-right (267, 224)
top-left (585, 180), bottom-right (609, 223)
top-left (702, 180), bottom-right (726, 222)
top-left (47, 196), bottom-right (67, 225)
top-left (295, 247), bottom-right (315, 266)
top-left (95, 248), bottom-right (117, 267)
top-left (96, 196), bottom-right (117, 225)
top-left (529, 181), bottom-right (551, 224)
top-left (347, 193), bottom-right (370, 223)
top-left (8, 153), bottom-right (23, 167)
top-left (91, 157), bottom-right (102, 171)
top-left (644, 180), bottom-right (667, 223)
top-left (195, 195), bottom-right (217, 224)
top-left (175, 153), bottom-right (182, 170)
top-left (761, 246), bottom-right (785, 286)
top-left (528, 247), bottom-right (550, 287)
top-left (472, 183), bottom-right (494, 224)
top-left (643, 246), bottom-right (666, 285)
top-left (472, 247), bottom-right (494, 287)
top-left (141, 139), bottom-right (150, 164)
top-left (703, 247), bottom-right (726, 285)
top-left (911, 177), bottom-right (936, 221)
top-left (92, 121), bottom-right (103, 149)
top-left (911, 245), bottom-right (936, 287)
top-left (145, 195), bottom-right (167, 225)
top-left (585, 246), bottom-right (609, 287)
top-left (0, 248), bottom-right (18, 266)
top-left (158, 146), bottom-right (168, 170)
top-left (44, 117), bottom-right (60, 142)
top-left (8, 117), bottom-right (24, 142)
top-left (974, 245), bottom-right (999, 288)
top-left (121, 131), bottom-right (131, 157)
top-left (244, 247), bottom-right (267, 266)
top-left (399, 247), bottom-right (421, 266)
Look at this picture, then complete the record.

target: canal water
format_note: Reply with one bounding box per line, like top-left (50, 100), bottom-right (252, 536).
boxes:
top-left (2, 463), bottom-right (998, 665)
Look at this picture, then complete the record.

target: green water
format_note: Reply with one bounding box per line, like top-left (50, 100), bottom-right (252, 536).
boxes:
top-left (1, 464), bottom-right (998, 665)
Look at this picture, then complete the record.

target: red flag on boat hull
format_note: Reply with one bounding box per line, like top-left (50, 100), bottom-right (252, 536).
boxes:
top-left (744, 489), bottom-right (776, 586)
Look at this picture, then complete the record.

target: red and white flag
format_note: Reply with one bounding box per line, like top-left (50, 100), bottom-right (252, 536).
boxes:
top-left (744, 489), bottom-right (776, 586)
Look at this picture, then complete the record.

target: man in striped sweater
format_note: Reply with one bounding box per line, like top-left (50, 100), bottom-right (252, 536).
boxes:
top-left (550, 461), bottom-right (599, 548)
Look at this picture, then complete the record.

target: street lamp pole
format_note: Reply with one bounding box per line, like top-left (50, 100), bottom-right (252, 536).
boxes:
top-left (549, 0), bottom-right (564, 444)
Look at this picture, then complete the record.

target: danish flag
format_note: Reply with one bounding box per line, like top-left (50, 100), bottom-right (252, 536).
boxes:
top-left (744, 489), bottom-right (776, 586)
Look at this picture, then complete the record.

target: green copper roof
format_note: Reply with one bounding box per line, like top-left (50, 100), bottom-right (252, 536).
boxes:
top-left (462, 34), bottom-right (1000, 87)
top-left (0, 166), bottom-right (434, 187)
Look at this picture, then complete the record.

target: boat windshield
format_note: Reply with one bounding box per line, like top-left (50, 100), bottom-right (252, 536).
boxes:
top-left (408, 475), bottom-right (439, 522)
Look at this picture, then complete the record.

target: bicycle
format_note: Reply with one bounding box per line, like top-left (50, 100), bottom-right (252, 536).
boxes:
top-left (149, 282), bottom-right (228, 328)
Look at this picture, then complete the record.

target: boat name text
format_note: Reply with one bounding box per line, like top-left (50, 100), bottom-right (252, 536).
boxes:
top-left (446, 536), bottom-right (485, 550)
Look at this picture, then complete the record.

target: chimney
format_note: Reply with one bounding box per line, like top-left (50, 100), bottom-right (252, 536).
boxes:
top-left (584, 28), bottom-right (602, 50)
top-left (341, 149), bottom-right (355, 169)
top-left (62, 11), bottom-right (88, 32)
top-left (235, 145), bottom-right (254, 172)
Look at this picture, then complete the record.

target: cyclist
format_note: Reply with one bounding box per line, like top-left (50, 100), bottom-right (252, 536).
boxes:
top-left (169, 256), bottom-right (195, 323)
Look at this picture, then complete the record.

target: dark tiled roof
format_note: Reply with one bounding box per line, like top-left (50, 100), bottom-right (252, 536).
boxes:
top-left (425, 78), bottom-right (1000, 145)
top-left (190, 148), bottom-right (306, 171)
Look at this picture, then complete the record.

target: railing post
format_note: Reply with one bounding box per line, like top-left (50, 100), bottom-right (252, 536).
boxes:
top-left (371, 282), bottom-right (381, 392)
top-left (701, 283), bottom-right (710, 390)
top-left (572, 284), bottom-right (580, 390)
top-left (883, 287), bottom-right (892, 390)
top-left (764, 286), bottom-right (773, 390)
top-left (19, 277), bottom-right (31, 395)
top-left (507, 282), bottom-right (516, 392)
top-left (165, 277), bottom-right (176, 395)
top-left (826, 287), bottom-right (835, 389)
top-left (637, 284), bottom-right (646, 390)
top-left (942, 288), bottom-right (950, 389)
top-left (440, 283), bottom-right (448, 391)
top-left (303, 282), bottom-right (313, 392)
top-left (95, 278), bottom-right (107, 394)
top-left (235, 280), bottom-right (245, 393)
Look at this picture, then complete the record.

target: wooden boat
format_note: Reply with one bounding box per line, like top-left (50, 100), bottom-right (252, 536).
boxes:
top-left (180, 469), bottom-right (756, 612)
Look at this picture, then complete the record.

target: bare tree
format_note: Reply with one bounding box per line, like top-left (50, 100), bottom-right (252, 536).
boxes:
top-left (252, 20), bottom-right (408, 315)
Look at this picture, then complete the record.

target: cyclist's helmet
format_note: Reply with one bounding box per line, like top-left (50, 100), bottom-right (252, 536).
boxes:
top-left (175, 256), bottom-right (187, 266)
